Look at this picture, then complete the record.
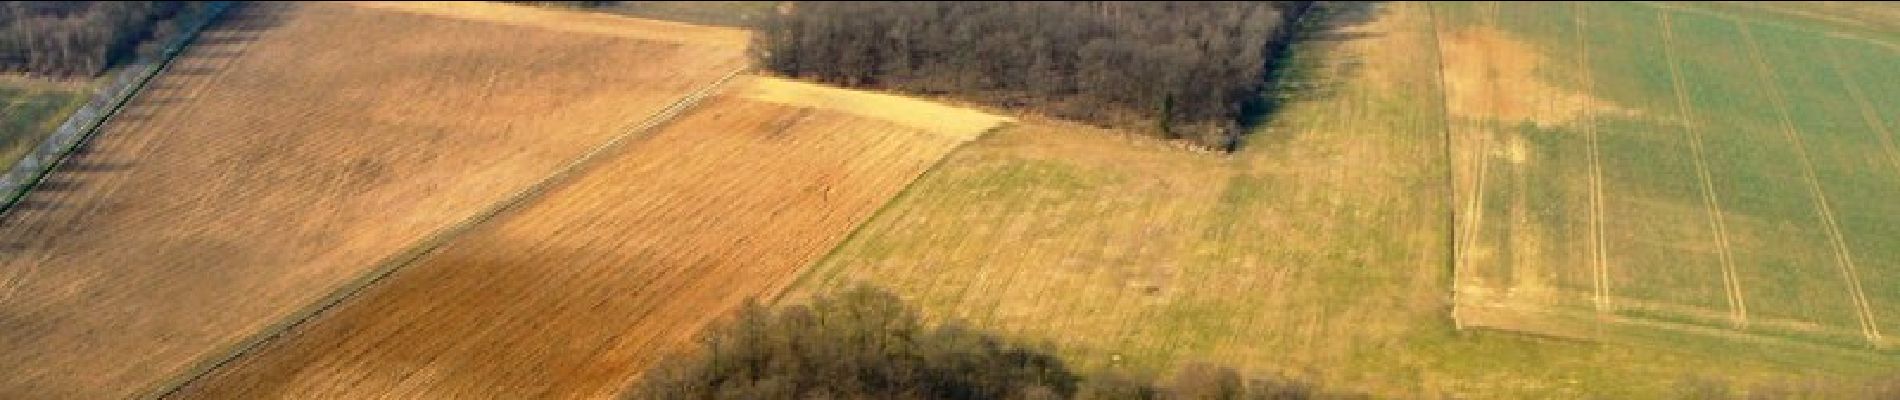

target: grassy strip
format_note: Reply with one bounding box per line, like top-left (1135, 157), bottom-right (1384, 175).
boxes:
top-left (0, 90), bottom-right (86, 169)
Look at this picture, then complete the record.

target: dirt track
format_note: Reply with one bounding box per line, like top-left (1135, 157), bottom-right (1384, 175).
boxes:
top-left (174, 78), bottom-right (991, 398)
top-left (0, 2), bottom-right (745, 397)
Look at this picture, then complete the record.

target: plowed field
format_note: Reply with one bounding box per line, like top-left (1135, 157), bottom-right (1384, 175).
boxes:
top-left (0, 2), bottom-right (745, 397)
top-left (172, 77), bottom-right (1005, 398)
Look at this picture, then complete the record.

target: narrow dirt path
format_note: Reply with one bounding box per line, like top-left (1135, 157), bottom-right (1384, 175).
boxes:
top-left (1453, 1), bottom-right (1504, 294)
top-left (1737, 21), bottom-right (1881, 344)
top-left (1573, 2), bottom-right (1611, 312)
top-left (1659, 12), bottom-right (1748, 329)
top-left (1425, 2), bottom-right (1466, 328)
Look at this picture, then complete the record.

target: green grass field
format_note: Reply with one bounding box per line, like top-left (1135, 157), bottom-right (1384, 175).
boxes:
top-left (781, 2), bottom-right (1899, 397)
top-left (0, 84), bottom-right (87, 172)
top-left (1663, 1), bottom-right (1900, 49)
top-left (1441, 0), bottom-right (1900, 354)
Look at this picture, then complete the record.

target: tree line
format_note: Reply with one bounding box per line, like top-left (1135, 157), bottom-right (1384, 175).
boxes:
top-left (633, 286), bottom-right (1341, 399)
top-left (627, 285), bottom-right (1900, 399)
top-left (0, 1), bottom-right (212, 78)
top-left (756, 1), bottom-right (1315, 150)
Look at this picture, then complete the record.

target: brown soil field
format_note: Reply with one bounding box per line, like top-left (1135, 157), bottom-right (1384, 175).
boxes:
top-left (172, 77), bottom-right (1005, 399)
top-left (0, 2), bottom-right (745, 398)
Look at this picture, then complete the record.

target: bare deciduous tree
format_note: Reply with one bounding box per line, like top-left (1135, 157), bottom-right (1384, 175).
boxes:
top-left (755, 1), bottom-right (1316, 149)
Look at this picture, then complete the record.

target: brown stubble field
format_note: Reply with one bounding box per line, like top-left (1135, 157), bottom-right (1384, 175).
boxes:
top-left (0, 2), bottom-right (746, 398)
top-left (172, 77), bottom-right (1006, 398)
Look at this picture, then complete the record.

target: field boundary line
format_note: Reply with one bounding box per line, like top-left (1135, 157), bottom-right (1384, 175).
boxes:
top-left (1453, 1), bottom-right (1503, 321)
top-left (1659, 12), bottom-right (1748, 329)
top-left (1573, 2), bottom-right (1611, 313)
top-left (1462, 301), bottom-right (1900, 364)
top-left (1821, 41), bottom-right (1900, 180)
top-left (1423, 2), bottom-right (1464, 330)
top-left (768, 122), bottom-right (1016, 306)
top-left (145, 65), bottom-right (752, 399)
top-left (1737, 21), bottom-right (1881, 345)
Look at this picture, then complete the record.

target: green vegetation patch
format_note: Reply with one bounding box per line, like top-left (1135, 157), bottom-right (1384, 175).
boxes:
top-left (0, 86), bottom-right (86, 169)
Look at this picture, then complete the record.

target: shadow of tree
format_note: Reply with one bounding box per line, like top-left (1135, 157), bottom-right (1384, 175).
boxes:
top-left (1235, 1), bottom-right (1387, 152)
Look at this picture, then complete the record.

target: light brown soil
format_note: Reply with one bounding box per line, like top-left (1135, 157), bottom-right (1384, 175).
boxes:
top-left (1437, 25), bottom-right (1632, 129)
top-left (0, 2), bottom-right (745, 398)
top-left (174, 77), bottom-right (994, 398)
top-left (740, 77), bottom-right (1011, 140)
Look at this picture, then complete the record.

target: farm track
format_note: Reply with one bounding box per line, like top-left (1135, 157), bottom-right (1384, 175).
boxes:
top-left (1573, 2), bottom-right (1611, 312)
top-left (1658, 12), bottom-right (1748, 328)
top-left (1476, 285), bottom-right (1832, 337)
top-left (1424, 2), bottom-right (1463, 329)
top-left (1460, 298), bottom-right (1890, 363)
top-left (1821, 41), bottom-right (1900, 179)
top-left (1452, 1), bottom-right (1503, 296)
top-left (1737, 21), bottom-right (1882, 344)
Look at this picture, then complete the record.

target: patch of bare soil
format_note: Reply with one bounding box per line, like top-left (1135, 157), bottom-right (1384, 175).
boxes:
top-left (1438, 26), bottom-right (1634, 129)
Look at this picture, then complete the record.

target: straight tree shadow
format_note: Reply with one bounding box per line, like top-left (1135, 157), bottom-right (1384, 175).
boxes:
top-left (27, 180), bottom-right (81, 193)
top-left (4, 198), bottom-right (52, 213)
top-left (57, 160), bottom-right (133, 173)
top-left (164, 66), bottom-right (222, 76)
top-left (154, 2), bottom-right (294, 71)
top-left (191, 34), bottom-right (262, 47)
top-left (0, 196), bottom-right (53, 247)
top-left (1233, 1), bottom-right (1387, 152)
top-left (1307, 30), bottom-right (1385, 42)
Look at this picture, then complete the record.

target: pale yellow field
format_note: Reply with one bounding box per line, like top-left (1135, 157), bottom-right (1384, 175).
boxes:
top-left (739, 77), bottom-right (1012, 140)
